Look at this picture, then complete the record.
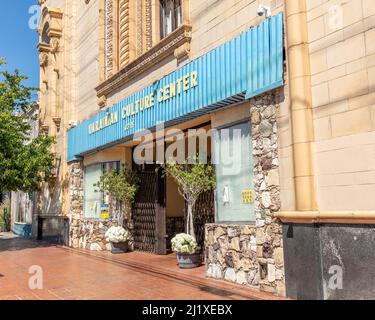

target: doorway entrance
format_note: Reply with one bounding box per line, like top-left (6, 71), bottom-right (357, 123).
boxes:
top-left (132, 163), bottom-right (166, 254)
top-left (132, 163), bottom-right (215, 255)
top-left (131, 122), bottom-right (215, 255)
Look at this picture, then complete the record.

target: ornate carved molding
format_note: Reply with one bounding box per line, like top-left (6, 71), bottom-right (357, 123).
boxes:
top-left (51, 38), bottom-right (60, 53)
top-left (145, 0), bottom-right (152, 51)
top-left (41, 124), bottom-right (50, 135)
top-left (119, 0), bottom-right (130, 68)
top-left (37, 42), bottom-right (50, 53)
top-left (38, 7), bottom-right (63, 39)
top-left (98, 95), bottom-right (107, 108)
top-left (174, 42), bottom-right (191, 64)
top-left (105, 0), bottom-right (114, 78)
top-left (39, 53), bottom-right (49, 67)
top-left (52, 117), bottom-right (62, 130)
top-left (136, 0), bottom-right (143, 56)
top-left (96, 24), bottom-right (192, 98)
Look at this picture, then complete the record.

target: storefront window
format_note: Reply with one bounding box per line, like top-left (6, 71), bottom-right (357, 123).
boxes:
top-left (84, 162), bottom-right (120, 219)
top-left (213, 122), bottom-right (255, 223)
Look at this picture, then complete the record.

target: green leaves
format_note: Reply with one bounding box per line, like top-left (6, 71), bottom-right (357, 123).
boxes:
top-left (94, 165), bottom-right (139, 207)
top-left (164, 155), bottom-right (216, 203)
top-left (0, 60), bottom-right (55, 194)
top-left (164, 155), bottom-right (215, 238)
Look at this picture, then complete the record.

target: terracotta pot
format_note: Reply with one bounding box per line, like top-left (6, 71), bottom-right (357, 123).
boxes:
top-left (110, 241), bottom-right (128, 254)
top-left (176, 252), bottom-right (201, 268)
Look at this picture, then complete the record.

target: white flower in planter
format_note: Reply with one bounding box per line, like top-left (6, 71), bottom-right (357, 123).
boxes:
top-left (171, 233), bottom-right (198, 254)
top-left (105, 226), bottom-right (131, 243)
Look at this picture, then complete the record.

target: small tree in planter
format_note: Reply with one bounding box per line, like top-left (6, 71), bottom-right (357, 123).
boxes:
top-left (165, 156), bottom-right (215, 268)
top-left (94, 164), bottom-right (139, 253)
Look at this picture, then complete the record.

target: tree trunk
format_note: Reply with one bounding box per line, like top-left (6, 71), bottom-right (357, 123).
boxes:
top-left (186, 200), bottom-right (196, 240)
top-left (118, 200), bottom-right (124, 226)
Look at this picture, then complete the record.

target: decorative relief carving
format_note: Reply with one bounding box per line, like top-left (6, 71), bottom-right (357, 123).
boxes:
top-left (41, 124), bottom-right (50, 135)
top-left (51, 38), bottom-right (59, 53)
top-left (98, 95), bottom-right (107, 108)
top-left (105, 0), bottom-right (114, 78)
top-left (136, 0), bottom-right (143, 56)
top-left (96, 24), bottom-right (192, 97)
top-left (39, 53), bottom-right (48, 67)
top-left (52, 117), bottom-right (61, 130)
top-left (174, 42), bottom-right (191, 64)
top-left (37, 42), bottom-right (50, 53)
top-left (145, 0), bottom-right (152, 51)
top-left (119, 0), bottom-right (130, 68)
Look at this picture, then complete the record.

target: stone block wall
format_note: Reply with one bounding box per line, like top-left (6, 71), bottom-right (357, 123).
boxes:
top-left (68, 160), bottom-right (134, 251)
top-left (205, 224), bottom-right (258, 285)
top-left (205, 92), bottom-right (286, 296)
top-left (69, 161), bottom-right (84, 248)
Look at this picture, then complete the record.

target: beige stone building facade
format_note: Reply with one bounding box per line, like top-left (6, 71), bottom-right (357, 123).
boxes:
top-left (36, 0), bottom-right (375, 299)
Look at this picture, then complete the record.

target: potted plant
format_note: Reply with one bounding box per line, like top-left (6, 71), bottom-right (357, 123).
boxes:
top-left (171, 233), bottom-right (200, 268)
top-left (94, 164), bottom-right (139, 253)
top-left (105, 226), bottom-right (131, 253)
top-left (165, 155), bottom-right (215, 268)
top-left (95, 164), bottom-right (139, 225)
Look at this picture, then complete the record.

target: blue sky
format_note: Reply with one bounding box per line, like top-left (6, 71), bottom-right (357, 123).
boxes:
top-left (0, 1), bottom-right (40, 90)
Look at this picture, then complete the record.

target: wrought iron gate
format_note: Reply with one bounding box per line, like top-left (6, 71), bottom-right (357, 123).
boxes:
top-left (132, 166), bottom-right (166, 254)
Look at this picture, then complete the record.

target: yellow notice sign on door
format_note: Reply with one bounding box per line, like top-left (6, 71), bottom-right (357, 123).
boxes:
top-left (242, 189), bottom-right (254, 204)
top-left (100, 212), bottom-right (109, 219)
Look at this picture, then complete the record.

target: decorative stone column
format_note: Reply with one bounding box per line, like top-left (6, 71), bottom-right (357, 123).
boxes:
top-left (251, 92), bottom-right (285, 295)
top-left (68, 161), bottom-right (84, 248)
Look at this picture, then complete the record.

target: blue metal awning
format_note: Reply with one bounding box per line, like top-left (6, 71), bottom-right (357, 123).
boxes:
top-left (67, 13), bottom-right (284, 161)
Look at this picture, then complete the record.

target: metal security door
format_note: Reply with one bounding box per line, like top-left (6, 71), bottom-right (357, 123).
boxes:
top-left (132, 165), bottom-right (166, 254)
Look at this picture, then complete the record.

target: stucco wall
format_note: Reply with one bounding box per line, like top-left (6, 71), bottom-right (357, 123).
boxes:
top-left (76, 0), bottom-right (101, 120)
top-left (308, 0), bottom-right (375, 210)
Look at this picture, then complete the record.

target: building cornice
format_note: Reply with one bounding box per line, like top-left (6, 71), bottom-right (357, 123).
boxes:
top-left (37, 42), bottom-right (51, 53)
top-left (96, 24), bottom-right (192, 99)
top-left (275, 211), bottom-right (375, 225)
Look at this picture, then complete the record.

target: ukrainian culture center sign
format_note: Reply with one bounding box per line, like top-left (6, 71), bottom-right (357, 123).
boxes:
top-left (88, 71), bottom-right (198, 135)
top-left (68, 13), bottom-right (284, 161)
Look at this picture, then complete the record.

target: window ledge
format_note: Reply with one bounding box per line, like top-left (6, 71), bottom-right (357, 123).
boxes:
top-left (96, 24), bottom-right (192, 100)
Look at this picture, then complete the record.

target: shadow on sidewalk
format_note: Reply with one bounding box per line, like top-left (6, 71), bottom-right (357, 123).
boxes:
top-left (0, 233), bottom-right (54, 252)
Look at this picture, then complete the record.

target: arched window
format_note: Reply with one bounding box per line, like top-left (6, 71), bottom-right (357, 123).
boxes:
top-left (41, 23), bottom-right (50, 44)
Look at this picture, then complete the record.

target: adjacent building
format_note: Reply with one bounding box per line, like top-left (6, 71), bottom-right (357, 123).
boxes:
top-left (36, 0), bottom-right (375, 299)
top-left (10, 104), bottom-right (39, 237)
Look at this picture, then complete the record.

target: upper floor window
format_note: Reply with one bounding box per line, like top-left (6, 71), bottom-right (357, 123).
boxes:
top-left (41, 23), bottom-right (50, 44)
top-left (160, 0), bottom-right (182, 39)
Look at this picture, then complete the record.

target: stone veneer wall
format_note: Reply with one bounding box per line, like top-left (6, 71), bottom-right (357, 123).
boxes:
top-left (205, 92), bottom-right (285, 296)
top-left (68, 161), bottom-right (134, 251)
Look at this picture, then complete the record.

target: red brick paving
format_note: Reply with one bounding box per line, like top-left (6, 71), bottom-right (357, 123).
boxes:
top-left (0, 236), bottom-right (285, 300)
